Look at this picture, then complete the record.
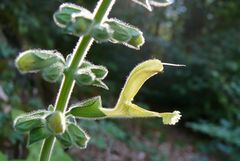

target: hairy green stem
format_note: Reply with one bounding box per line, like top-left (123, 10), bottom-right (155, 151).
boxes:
top-left (38, 1), bottom-right (115, 161)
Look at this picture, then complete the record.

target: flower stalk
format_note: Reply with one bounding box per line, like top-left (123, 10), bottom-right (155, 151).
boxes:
top-left (39, 1), bottom-right (116, 161)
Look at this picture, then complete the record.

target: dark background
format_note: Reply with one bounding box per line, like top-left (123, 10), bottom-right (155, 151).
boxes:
top-left (0, 0), bottom-right (239, 161)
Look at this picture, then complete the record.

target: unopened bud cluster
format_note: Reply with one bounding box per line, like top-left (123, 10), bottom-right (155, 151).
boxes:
top-left (14, 108), bottom-right (89, 148)
top-left (15, 50), bottom-right (65, 82)
top-left (75, 60), bottom-right (109, 90)
top-left (54, 3), bottom-right (144, 49)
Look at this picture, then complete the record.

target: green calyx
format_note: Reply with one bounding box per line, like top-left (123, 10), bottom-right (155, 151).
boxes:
top-left (14, 110), bottom-right (50, 132)
top-left (46, 111), bottom-right (66, 135)
top-left (57, 123), bottom-right (90, 149)
top-left (28, 127), bottom-right (50, 146)
top-left (104, 18), bottom-right (145, 49)
top-left (14, 108), bottom-right (90, 149)
top-left (54, 3), bottom-right (94, 37)
top-left (15, 49), bottom-right (65, 82)
top-left (53, 3), bottom-right (145, 49)
top-left (91, 24), bottom-right (113, 42)
top-left (66, 13), bottom-right (93, 37)
top-left (54, 3), bottom-right (92, 28)
top-left (74, 60), bottom-right (109, 90)
top-left (91, 18), bottom-right (145, 49)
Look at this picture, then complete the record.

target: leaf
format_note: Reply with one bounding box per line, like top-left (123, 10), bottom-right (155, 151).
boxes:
top-left (28, 127), bottom-right (50, 146)
top-left (67, 96), bottom-right (106, 119)
top-left (67, 123), bottom-right (90, 149)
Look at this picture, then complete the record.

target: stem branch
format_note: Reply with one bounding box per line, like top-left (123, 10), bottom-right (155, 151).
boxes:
top-left (38, 1), bottom-right (115, 161)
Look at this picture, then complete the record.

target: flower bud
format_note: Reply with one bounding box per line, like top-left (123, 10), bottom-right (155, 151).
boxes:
top-left (54, 3), bottom-right (91, 28)
top-left (74, 61), bottom-right (109, 90)
top-left (67, 123), bottom-right (90, 149)
top-left (91, 24), bottom-right (112, 42)
top-left (66, 13), bottom-right (93, 37)
top-left (106, 19), bottom-right (131, 42)
top-left (28, 127), bottom-right (50, 146)
top-left (56, 130), bottom-right (73, 148)
top-left (75, 69), bottom-right (95, 86)
top-left (80, 60), bottom-right (93, 68)
top-left (46, 111), bottom-right (66, 135)
top-left (41, 62), bottom-right (65, 82)
top-left (91, 65), bottom-right (108, 79)
top-left (127, 32), bottom-right (144, 49)
top-left (14, 117), bottom-right (44, 132)
top-left (105, 19), bottom-right (144, 49)
top-left (15, 49), bottom-right (65, 74)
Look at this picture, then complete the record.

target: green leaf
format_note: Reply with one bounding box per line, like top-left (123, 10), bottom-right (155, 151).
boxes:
top-left (28, 127), bottom-right (50, 146)
top-left (67, 96), bottom-right (106, 119)
top-left (67, 123), bottom-right (90, 149)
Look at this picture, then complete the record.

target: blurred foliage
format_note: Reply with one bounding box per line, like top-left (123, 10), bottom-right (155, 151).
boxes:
top-left (0, 0), bottom-right (240, 160)
top-left (189, 120), bottom-right (240, 161)
top-left (0, 142), bottom-right (72, 161)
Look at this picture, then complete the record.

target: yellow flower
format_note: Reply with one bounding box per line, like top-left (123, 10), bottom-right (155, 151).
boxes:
top-left (100, 59), bottom-right (181, 125)
top-left (68, 59), bottom-right (181, 125)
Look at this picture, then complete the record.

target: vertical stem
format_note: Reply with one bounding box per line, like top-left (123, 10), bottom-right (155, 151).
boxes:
top-left (38, 0), bottom-right (115, 161)
top-left (39, 136), bottom-right (55, 161)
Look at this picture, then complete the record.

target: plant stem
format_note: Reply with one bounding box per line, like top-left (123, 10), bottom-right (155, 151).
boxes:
top-left (38, 0), bottom-right (115, 161)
